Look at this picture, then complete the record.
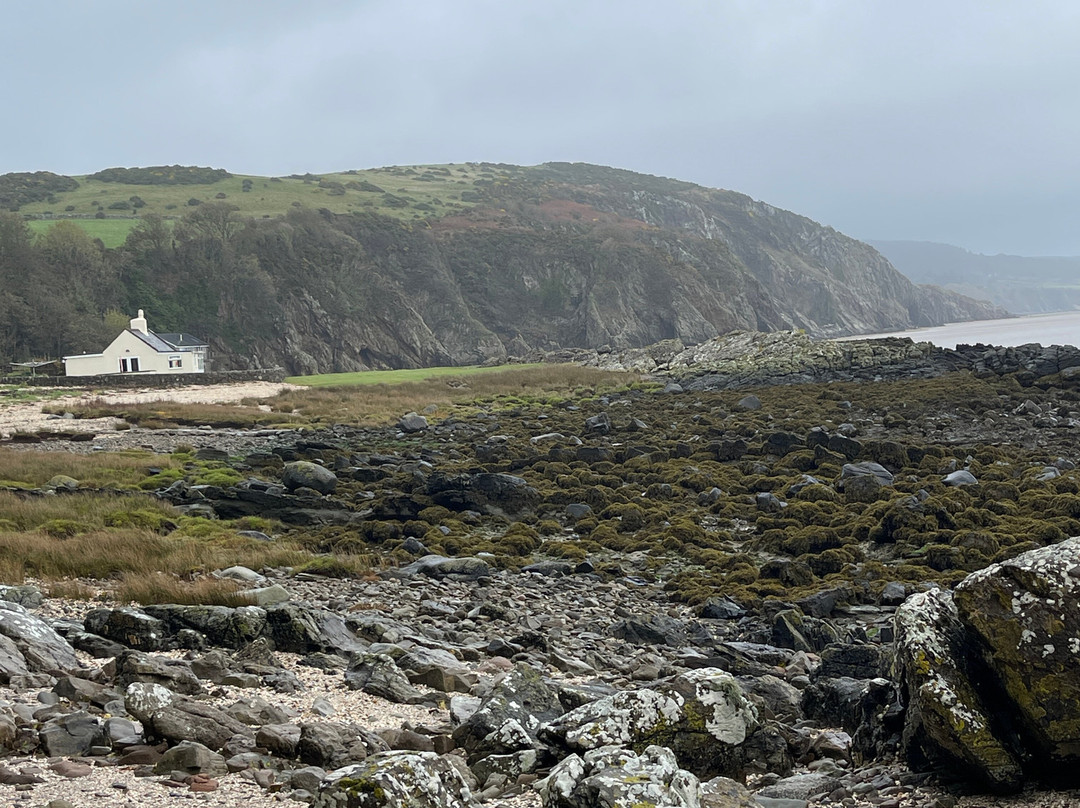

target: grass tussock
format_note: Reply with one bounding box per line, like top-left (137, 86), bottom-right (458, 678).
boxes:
top-left (0, 493), bottom-right (309, 584)
top-left (116, 572), bottom-right (253, 607)
top-left (43, 399), bottom-right (304, 430)
top-left (272, 364), bottom-right (638, 426)
top-left (0, 448), bottom-right (176, 489)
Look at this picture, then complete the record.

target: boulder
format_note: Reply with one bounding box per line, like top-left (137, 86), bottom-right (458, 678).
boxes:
top-left (83, 607), bottom-right (166, 651)
top-left (426, 472), bottom-right (540, 518)
top-left (344, 654), bottom-right (426, 704)
top-left (537, 745), bottom-right (700, 808)
top-left (452, 663), bottom-right (564, 759)
top-left (397, 412), bottom-right (429, 433)
top-left (0, 602), bottom-right (80, 675)
top-left (142, 604), bottom-right (267, 649)
top-left (894, 588), bottom-right (1021, 791)
top-left (541, 668), bottom-right (758, 779)
top-left (282, 461), bottom-right (338, 495)
top-left (114, 650), bottom-right (202, 695)
top-left (264, 603), bottom-right (365, 655)
top-left (953, 537), bottom-right (1080, 773)
top-left (38, 710), bottom-right (107, 757)
top-left (315, 751), bottom-right (479, 808)
top-left (152, 740), bottom-right (227, 777)
top-left (146, 698), bottom-right (254, 750)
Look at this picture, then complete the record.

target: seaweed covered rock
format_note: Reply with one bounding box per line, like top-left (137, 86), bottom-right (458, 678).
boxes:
top-left (953, 537), bottom-right (1080, 774)
top-left (894, 588), bottom-right (1021, 791)
top-left (314, 750), bottom-right (479, 808)
top-left (537, 745), bottom-right (701, 808)
top-left (540, 668), bottom-right (758, 779)
top-left (282, 461), bottom-right (338, 495)
top-left (425, 472), bottom-right (540, 518)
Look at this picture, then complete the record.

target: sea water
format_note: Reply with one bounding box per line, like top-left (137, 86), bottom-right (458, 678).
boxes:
top-left (841, 310), bottom-right (1080, 350)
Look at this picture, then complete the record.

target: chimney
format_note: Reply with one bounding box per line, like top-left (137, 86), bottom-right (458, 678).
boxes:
top-left (130, 309), bottom-right (148, 334)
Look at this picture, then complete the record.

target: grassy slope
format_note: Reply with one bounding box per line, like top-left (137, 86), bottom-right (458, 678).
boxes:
top-left (286, 363), bottom-right (543, 387)
top-left (18, 163), bottom-right (520, 244)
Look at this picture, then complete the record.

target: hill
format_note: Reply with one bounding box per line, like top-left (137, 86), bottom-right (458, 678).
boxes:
top-left (0, 163), bottom-right (1005, 374)
top-left (870, 240), bottom-right (1080, 314)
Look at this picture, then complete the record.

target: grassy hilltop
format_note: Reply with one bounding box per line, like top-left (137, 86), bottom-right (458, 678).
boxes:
top-left (15, 163), bottom-right (502, 246)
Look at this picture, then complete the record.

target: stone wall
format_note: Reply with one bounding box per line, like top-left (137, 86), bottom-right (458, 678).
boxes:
top-left (0, 368), bottom-right (287, 387)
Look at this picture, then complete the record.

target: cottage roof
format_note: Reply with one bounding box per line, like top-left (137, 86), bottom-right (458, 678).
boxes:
top-left (130, 329), bottom-right (180, 353)
top-left (156, 333), bottom-right (209, 349)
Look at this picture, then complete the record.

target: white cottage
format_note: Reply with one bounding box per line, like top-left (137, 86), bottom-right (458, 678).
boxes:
top-left (62, 311), bottom-right (208, 377)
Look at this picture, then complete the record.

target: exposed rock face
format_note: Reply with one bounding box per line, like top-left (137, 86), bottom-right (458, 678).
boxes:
top-left (88, 164), bottom-right (999, 375)
top-left (953, 537), bottom-right (1080, 772)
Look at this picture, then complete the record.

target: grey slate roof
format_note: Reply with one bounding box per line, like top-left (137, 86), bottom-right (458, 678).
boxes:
top-left (130, 329), bottom-right (178, 353)
top-left (156, 332), bottom-right (209, 349)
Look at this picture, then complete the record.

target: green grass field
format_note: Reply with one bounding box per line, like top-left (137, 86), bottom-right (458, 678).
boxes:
top-left (286, 363), bottom-right (543, 387)
top-left (16, 163), bottom-right (520, 244)
top-left (26, 218), bottom-right (139, 248)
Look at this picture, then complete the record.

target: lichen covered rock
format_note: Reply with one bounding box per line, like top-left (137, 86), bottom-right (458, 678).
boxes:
top-left (894, 588), bottom-right (1021, 791)
top-left (954, 536), bottom-right (1080, 771)
top-left (314, 750), bottom-right (479, 808)
top-left (540, 668), bottom-right (757, 779)
top-left (537, 745), bottom-right (701, 808)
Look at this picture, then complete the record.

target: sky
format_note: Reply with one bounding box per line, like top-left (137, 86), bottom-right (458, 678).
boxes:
top-left (3, 0), bottom-right (1079, 256)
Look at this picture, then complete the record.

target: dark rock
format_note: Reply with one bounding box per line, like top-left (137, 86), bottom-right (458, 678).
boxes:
top-left (426, 472), bottom-right (540, 517)
top-left (39, 710), bottom-right (107, 757)
top-left (264, 603), bottom-right (365, 655)
top-left (282, 461), bottom-right (338, 494)
top-left (114, 650), bottom-right (202, 696)
top-left (0, 602), bottom-right (80, 676)
top-left (611, 614), bottom-right (690, 647)
top-left (83, 607), bottom-right (166, 651)
top-left (344, 654), bottom-right (425, 704)
top-left (397, 412), bottom-right (429, 433)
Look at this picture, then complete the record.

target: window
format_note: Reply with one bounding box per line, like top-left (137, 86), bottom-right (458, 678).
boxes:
top-left (119, 357), bottom-right (141, 373)
top-left (168, 355), bottom-right (183, 368)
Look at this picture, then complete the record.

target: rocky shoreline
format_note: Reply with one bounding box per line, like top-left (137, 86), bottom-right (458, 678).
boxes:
top-left (4, 334), bottom-right (1080, 807)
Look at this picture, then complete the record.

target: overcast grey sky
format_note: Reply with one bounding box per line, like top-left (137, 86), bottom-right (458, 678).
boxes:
top-left (2, 1), bottom-right (1078, 255)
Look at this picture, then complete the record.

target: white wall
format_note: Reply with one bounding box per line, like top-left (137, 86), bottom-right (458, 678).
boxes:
top-left (63, 330), bottom-right (205, 377)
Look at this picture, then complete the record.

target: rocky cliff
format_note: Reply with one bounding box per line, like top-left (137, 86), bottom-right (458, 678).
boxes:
top-left (0, 163), bottom-right (1006, 374)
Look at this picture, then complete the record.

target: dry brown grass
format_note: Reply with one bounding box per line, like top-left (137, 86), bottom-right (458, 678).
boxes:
top-left (269, 364), bottom-right (637, 426)
top-left (44, 399), bottom-right (304, 430)
top-left (115, 572), bottom-right (254, 606)
top-left (0, 448), bottom-right (176, 488)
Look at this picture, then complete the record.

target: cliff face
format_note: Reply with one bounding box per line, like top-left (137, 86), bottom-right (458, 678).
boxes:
top-left (212, 164), bottom-right (1001, 373)
top-left (3, 163), bottom-right (1004, 374)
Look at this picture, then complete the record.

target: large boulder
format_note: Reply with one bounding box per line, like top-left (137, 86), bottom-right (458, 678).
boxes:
top-left (0, 602), bottom-right (81, 676)
top-left (83, 607), bottom-right (167, 651)
top-left (953, 537), bottom-right (1080, 774)
top-left (537, 745), bottom-right (700, 808)
top-left (314, 751), bottom-right (479, 808)
top-left (425, 472), bottom-right (540, 518)
top-left (282, 461), bottom-right (338, 495)
top-left (264, 603), bottom-right (365, 655)
top-left (452, 663), bottom-right (564, 759)
top-left (894, 588), bottom-right (1022, 791)
top-left (540, 668), bottom-right (758, 779)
